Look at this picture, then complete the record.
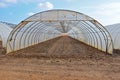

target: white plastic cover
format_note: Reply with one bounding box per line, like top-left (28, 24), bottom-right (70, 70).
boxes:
top-left (105, 23), bottom-right (120, 49)
top-left (0, 22), bottom-right (12, 47)
top-left (7, 10), bottom-right (113, 54)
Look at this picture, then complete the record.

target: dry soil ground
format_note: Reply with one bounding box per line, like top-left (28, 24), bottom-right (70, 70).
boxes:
top-left (0, 36), bottom-right (120, 80)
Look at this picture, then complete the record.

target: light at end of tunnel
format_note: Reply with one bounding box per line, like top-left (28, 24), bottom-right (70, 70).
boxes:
top-left (61, 33), bottom-right (69, 36)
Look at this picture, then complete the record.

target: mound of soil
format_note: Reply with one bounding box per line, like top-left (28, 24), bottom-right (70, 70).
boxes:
top-left (8, 36), bottom-right (109, 59)
top-left (114, 49), bottom-right (120, 55)
top-left (2, 37), bottom-right (119, 80)
top-left (0, 41), bottom-right (6, 55)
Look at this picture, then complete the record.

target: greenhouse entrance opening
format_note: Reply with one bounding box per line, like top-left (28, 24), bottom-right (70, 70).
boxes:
top-left (6, 10), bottom-right (113, 57)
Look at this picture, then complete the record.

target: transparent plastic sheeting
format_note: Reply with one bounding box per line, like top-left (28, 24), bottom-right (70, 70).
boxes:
top-left (0, 22), bottom-right (12, 47)
top-left (105, 23), bottom-right (120, 50)
top-left (7, 10), bottom-right (113, 54)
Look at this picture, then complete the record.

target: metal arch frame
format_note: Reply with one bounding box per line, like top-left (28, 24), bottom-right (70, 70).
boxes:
top-left (23, 21), bottom-right (61, 49)
top-left (29, 24), bottom-right (48, 45)
top-left (62, 21), bottom-right (72, 33)
top-left (13, 22), bottom-right (35, 51)
top-left (29, 21), bottom-right (71, 46)
top-left (24, 9), bottom-right (93, 21)
top-left (29, 23), bottom-right (60, 45)
top-left (67, 21), bottom-right (93, 45)
top-left (36, 31), bottom-right (60, 44)
top-left (31, 24), bottom-right (45, 44)
top-left (28, 9), bottom-right (113, 53)
top-left (31, 25), bottom-right (56, 44)
top-left (80, 21), bottom-right (99, 49)
top-left (76, 23), bottom-right (93, 45)
top-left (26, 23), bottom-right (45, 47)
top-left (69, 29), bottom-right (80, 40)
top-left (89, 21), bottom-right (108, 51)
top-left (26, 21), bottom-right (62, 47)
top-left (21, 22), bottom-right (42, 48)
top-left (70, 21), bottom-right (98, 48)
top-left (88, 21), bottom-right (106, 48)
top-left (19, 22), bottom-right (38, 49)
top-left (33, 27), bottom-right (61, 44)
top-left (79, 21), bottom-right (109, 52)
top-left (7, 22), bottom-right (41, 51)
top-left (71, 21), bottom-right (95, 47)
top-left (78, 21), bottom-right (99, 49)
top-left (6, 9), bottom-right (113, 54)
top-left (7, 22), bottom-right (28, 51)
top-left (92, 20), bottom-right (113, 53)
top-left (66, 22), bottom-right (83, 40)
top-left (23, 22), bottom-right (41, 48)
top-left (82, 21), bottom-right (103, 50)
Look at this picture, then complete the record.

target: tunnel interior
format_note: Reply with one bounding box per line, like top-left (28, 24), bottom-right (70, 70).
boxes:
top-left (6, 10), bottom-right (113, 56)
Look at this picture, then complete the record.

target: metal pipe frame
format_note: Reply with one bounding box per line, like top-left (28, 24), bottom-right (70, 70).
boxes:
top-left (6, 10), bottom-right (113, 54)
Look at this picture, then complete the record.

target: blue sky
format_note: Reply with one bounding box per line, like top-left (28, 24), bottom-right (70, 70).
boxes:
top-left (0, 0), bottom-right (120, 26)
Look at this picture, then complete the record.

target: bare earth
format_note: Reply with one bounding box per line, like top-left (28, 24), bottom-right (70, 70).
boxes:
top-left (0, 37), bottom-right (120, 80)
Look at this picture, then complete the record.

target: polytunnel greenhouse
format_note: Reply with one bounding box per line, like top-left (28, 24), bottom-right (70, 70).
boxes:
top-left (105, 23), bottom-right (120, 53)
top-left (0, 22), bottom-right (13, 48)
top-left (6, 9), bottom-right (113, 55)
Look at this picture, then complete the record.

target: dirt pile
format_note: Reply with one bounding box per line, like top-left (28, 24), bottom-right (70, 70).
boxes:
top-left (2, 36), bottom-right (120, 80)
top-left (0, 41), bottom-right (6, 55)
top-left (9, 36), bottom-right (109, 59)
top-left (114, 49), bottom-right (120, 55)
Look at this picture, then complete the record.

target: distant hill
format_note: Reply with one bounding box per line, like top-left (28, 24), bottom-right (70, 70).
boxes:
top-left (0, 21), bottom-right (16, 28)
